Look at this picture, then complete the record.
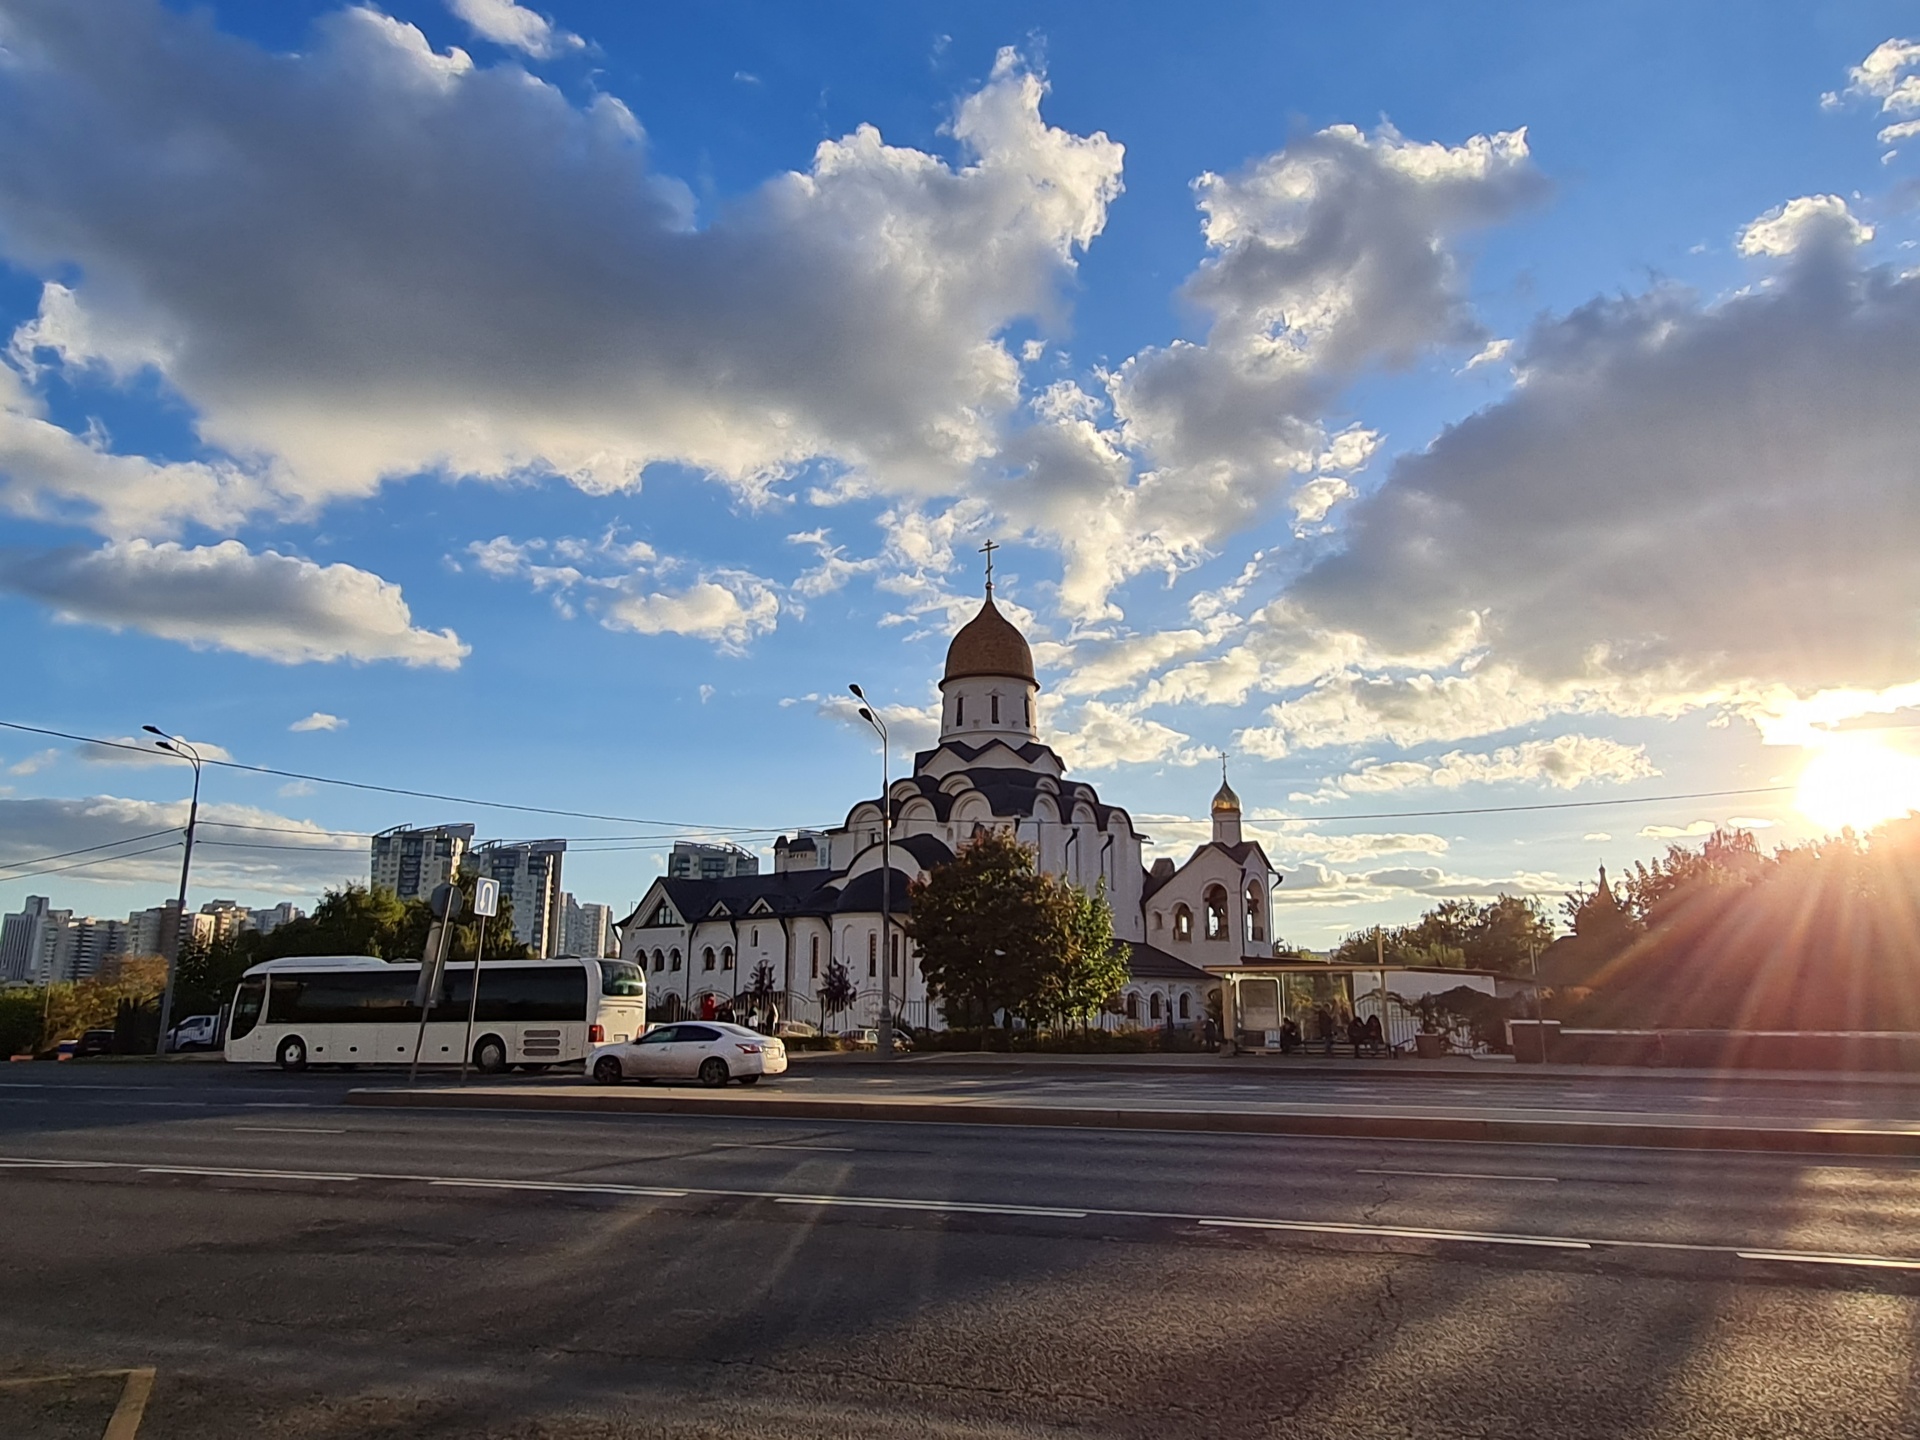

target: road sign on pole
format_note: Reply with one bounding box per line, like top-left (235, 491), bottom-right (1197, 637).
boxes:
top-left (472, 877), bottom-right (499, 918)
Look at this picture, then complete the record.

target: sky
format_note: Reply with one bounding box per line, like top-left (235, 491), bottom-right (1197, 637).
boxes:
top-left (2, 0), bottom-right (1919, 947)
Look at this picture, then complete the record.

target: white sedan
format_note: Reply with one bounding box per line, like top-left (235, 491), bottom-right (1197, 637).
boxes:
top-left (589, 1022), bottom-right (786, 1088)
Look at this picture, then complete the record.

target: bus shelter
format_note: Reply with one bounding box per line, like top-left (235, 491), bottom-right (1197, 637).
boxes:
top-left (1209, 962), bottom-right (1502, 1056)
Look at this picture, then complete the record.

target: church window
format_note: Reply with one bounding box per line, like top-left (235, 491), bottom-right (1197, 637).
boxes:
top-left (1245, 881), bottom-right (1264, 944)
top-left (990, 694), bottom-right (1000, 724)
top-left (702, 947), bottom-right (715, 971)
top-left (956, 695), bottom-right (965, 725)
top-left (1204, 886), bottom-right (1229, 941)
top-left (670, 949), bottom-right (681, 971)
top-left (1024, 695), bottom-right (1031, 726)
top-left (1125, 992), bottom-right (1139, 1020)
top-left (750, 927), bottom-right (759, 947)
top-left (1172, 905), bottom-right (1192, 942)
top-left (1179, 993), bottom-right (1191, 1020)
top-left (652, 949), bottom-right (664, 973)
top-left (890, 932), bottom-right (900, 977)
top-left (810, 935), bottom-right (820, 977)
top-left (1150, 993), bottom-right (1162, 1021)
top-left (868, 931), bottom-right (877, 977)
top-left (1152, 911), bottom-right (1163, 931)
top-left (722, 946), bottom-right (734, 971)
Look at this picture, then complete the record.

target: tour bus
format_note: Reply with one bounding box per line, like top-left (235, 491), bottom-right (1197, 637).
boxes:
top-left (224, 954), bottom-right (647, 1072)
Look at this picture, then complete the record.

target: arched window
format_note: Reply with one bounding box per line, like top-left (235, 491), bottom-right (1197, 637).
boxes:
top-left (1172, 904), bottom-right (1193, 942)
top-left (652, 949), bottom-right (664, 972)
top-left (669, 949), bottom-right (681, 971)
top-left (1024, 695), bottom-right (1032, 726)
top-left (1149, 992), bottom-right (1163, 1020)
top-left (1152, 910), bottom-right (1163, 931)
top-left (750, 927), bottom-right (759, 947)
top-left (890, 932), bottom-right (900, 976)
top-left (721, 946), bottom-right (734, 971)
top-left (1204, 886), bottom-right (1230, 941)
top-left (702, 947), bottom-right (715, 971)
top-left (956, 695), bottom-right (965, 724)
top-left (1179, 992), bottom-right (1191, 1020)
top-left (990, 693), bottom-right (1000, 724)
top-left (1125, 992), bottom-right (1139, 1020)
top-left (868, 931), bottom-right (878, 977)
top-left (1245, 881), bottom-right (1264, 943)
top-left (810, 934), bottom-right (820, 977)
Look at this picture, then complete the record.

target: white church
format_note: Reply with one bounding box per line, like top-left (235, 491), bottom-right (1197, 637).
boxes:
top-left (617, 575), bottom-right (1280, 1030)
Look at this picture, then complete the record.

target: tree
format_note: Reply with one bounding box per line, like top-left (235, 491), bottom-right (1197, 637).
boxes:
top-left (743, 960), bottom-right (779, 1031)
top-left (1041, 879), bottom-right (1131, 1029)
top-left (257, 884), bottom-right (410, 960)
top-left (906, 828), bottom-right (1070, 1029)
top-left (818, 959), bottom-right (857, 1027)
top-left (1333, 895), bottom-right (1554, 975)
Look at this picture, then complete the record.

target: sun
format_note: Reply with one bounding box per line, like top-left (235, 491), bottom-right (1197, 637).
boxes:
top-left (1794, 733), bottom-right (1920, 834)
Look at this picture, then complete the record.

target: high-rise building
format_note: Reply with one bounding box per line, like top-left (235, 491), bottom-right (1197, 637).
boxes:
top-left (466, 839), bottom-right (566, 957)
top-left (246, 902), bottom-right (304, 936)
top-left (125, 899), bottom-right (203, 962)
top-left (370, 823), bottom-right (476, 902)
top-left (198, 899), bottom-right (252, 946)
top-left (1, 896), bottom-right (55, 983)
top-left (668, 841), bottom-right (760, 880)
top-left (558, 894), bottom-right (611, 958)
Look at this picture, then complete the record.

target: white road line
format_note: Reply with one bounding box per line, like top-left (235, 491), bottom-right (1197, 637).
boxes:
top-left (233, 1126), bottom-right (347, 1135)
top-left (1736, 1250), bottom-right (1920, 1271)
top-left (138, 1165), bottom-right (362, 1181)
top-left (776, 1195), bottom-right (1089, 1219)
top-left (7, 1152), bottom-right (1920, 1272)
top-left (1358, 1168), bottom-right (1560, 1184)
top-left (429, 1178), bottom-right (689, 1198)
top-left (1201, 1218), bottom-right (1592, 1250)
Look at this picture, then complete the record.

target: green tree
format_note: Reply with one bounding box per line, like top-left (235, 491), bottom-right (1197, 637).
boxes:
top-left (258, 884), bottom-right (411, 960)
top-left (1040, 879), bottom-right (1131, 1028)
top-left (905, 828), bottom-right (1071, 1029)
top-left (818, 958), bottom-right (857, 1026)
top-left (391, 872), bottom-right (530, 961)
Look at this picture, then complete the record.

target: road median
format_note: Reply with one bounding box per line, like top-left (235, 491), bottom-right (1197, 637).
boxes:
top-left (345, 1083), bottom-right (1920, 1156)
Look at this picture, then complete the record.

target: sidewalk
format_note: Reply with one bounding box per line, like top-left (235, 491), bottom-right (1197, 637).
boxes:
top-left (789, 1049), bottom-right (1920, 1089)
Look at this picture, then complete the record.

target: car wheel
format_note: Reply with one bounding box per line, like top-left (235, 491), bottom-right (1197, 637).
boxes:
top-left (277, 1036), bottom-right (307, 1073)
top-left (737, 1074), bottom-right (761, 1086)
top-left (473, 1036), bottom-right (509, 1074)
top-left (698, 1057), bottom-right (729, 1088)
top-left (592, 1056), bottom-right (624, 1086)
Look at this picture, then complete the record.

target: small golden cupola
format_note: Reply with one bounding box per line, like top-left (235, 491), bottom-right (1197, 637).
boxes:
top-left (1211, 758), bottom-right (1243, 846)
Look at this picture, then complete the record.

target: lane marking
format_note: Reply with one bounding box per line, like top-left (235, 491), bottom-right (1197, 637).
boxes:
top-left (776, 1195), bottom-right (1089, 1219)
top-left (1736, 1250), bottom-right (1920, 1271)
top-left (232, 1126), bottom-right (346, 1135)
top-left (138, 1165), bottom-right (361, 1182)
top-left (8, 1152), bottom-right (1920, 1272)
top-left (1358, 1167), bottom-right (1560, 1184)
top-left (103, 1367), bottom-right (156, 1440)
top-left (1201, 1218), bottom-right (1591, 1250)
top-left (429, 1178), bottom-right (689, 1198)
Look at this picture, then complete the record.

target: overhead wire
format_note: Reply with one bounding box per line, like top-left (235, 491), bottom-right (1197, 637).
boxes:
top-left (0, 841), bottom-right (182, 884)
top-left (0, 827), bottom-right (184, 877)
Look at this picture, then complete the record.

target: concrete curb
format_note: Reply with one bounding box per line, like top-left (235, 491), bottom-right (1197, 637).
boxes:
top-left (344, 1086), bottom-right (1920, 1157)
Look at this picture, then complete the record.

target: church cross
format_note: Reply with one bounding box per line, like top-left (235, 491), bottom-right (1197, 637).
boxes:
top-left (1219, 751), bottom-right (1231, 782)
top-left (980, 539), bottom-right (998, 591)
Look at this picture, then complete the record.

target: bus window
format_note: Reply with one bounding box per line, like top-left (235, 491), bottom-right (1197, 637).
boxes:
top-left (600, 961), bottom-right (644, 997)
top-left (474, 966), bottom-right (587, 1023)
top-left (230, 978), bottom-right (266, 1040)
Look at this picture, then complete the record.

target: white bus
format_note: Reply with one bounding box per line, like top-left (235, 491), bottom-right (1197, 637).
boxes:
top-left (224, 955), bottom-right (647, 1072)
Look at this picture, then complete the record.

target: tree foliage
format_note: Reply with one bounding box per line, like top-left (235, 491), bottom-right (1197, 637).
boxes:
top-left (0, 955), bottom-right (169, 1054)
top-left (817, 958), bottom-right (857, 1021)
top-left (1332, 895), bottom-right (1554, 975)
top-left (906, 828), bottom-right (1129, 1031)
top-left (248, 879), bottom-right (529, 968)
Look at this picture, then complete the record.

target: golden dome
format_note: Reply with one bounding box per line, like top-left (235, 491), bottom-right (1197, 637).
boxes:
top-left (943, 590), bottom-right (1036, 685)
top-left (1211, 778), bottom-right (1242, 815)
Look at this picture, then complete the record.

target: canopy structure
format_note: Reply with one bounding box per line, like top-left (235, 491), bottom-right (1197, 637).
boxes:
top-left (1208, 962), bottom-right (1503, 1055)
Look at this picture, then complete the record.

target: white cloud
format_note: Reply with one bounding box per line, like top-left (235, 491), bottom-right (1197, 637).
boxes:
top-left (289, 712), bottom-right (346, 733)
top-left (1837, 38), bottom-right (1920, 116)
top-left (0, 540), bottom-right (467, 666)
top-left (0, 14), bottom-right (1119, 532)
top-left (1277, 235), bottom-right (1920, 743)
top-left (445, 0), bottom-right (581, 59)
top-left (1582, 832), bottom-right (1611, 842)
top-left (1736, 195), bottom-right (1872, 257)
top-left (77, 735), bottom-right (236, 767)
top-left (1333, 735), bottom-right (1658, 793)
top-left (601, 574), bottom-right (781, 651)
top-left (1049, 700), bottom-right (1204, 771)
top-left (0, 794), bottom-right (361, 895)
top-left (791, 693), bottom-right (942, 753)
top-left (1639, 820), bottom-right (1716, 840)
top-left (7, 748), bottom-right (59, 776)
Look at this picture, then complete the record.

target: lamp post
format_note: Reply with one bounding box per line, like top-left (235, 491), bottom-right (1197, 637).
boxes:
top-left (849, 684), bottom-right (894, 1060)
top-left (144, 726), bottom-right (202, 1054)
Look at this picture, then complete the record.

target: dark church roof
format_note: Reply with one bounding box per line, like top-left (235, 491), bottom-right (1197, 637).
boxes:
top-left (1126, 941), bottom-right (1213, 982)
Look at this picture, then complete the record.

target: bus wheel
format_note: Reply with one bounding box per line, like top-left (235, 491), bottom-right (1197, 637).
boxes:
top-left (698, 1058), bottom-right (729, 1088)
top-left (474, 1036), bottom-right (509, 1074)
top-left (592, 1056), bottom-right (624, 1086)
top-left (276, 1036), bottom-right (307, 1073)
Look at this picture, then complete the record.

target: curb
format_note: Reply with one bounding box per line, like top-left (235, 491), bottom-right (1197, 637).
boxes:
top-left (343, 1086), bottom-right (1920, 1157)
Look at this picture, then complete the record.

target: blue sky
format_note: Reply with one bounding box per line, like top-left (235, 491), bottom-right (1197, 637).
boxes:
top-left (3, 0), bottom-right (1919, 946)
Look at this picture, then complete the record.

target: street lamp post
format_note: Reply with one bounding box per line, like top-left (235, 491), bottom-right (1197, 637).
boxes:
top-left (849, 684), bottom-right (895, 1060)
top-left (144, 726), bottom-right (203, 1054)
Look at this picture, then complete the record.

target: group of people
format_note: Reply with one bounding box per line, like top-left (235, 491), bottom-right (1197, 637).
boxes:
top-left (1263, 1007), bottom-right (1387, 1057)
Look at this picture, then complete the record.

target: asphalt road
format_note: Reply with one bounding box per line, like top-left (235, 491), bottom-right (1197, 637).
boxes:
top-left (5, 1066), bottom-right (1920, 1437)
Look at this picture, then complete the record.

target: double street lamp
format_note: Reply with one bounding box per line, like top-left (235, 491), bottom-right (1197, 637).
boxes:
top-left (144, 725), bottom-right (202, 1054)
top-left (848, 684), bottom-right (896, 1060)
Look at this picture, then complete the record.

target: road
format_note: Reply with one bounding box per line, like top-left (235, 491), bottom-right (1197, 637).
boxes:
top-left (4, 1065), bottom-right (1920, 1437)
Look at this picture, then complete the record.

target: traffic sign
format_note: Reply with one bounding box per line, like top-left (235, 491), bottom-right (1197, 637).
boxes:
top-left (473, 877), bottom-right (500, 917)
